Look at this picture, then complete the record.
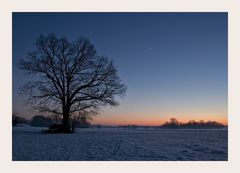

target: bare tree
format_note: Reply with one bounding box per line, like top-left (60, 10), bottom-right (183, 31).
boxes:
top-left (20, 33), bottom-right (127, 132)
top-left (169, 117), bottom-right (179, 125)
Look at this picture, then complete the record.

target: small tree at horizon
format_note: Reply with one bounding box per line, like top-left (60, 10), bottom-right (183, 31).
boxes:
top-left (19, 33), bottom-right (127, 132)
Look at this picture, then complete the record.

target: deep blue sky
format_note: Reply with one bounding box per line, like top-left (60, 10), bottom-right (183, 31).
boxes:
top-left (13, 13), bottom-right (228, 125)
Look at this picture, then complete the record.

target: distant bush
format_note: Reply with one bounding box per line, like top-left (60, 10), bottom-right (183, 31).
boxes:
top-left (12, 114), bottom-right (29, 126)
top-left (73, 116), bottom-right (91, 128)
top-left (30, 115), bottom-right (54, 127)
top-left (160, 117), bottom-right (226, 129)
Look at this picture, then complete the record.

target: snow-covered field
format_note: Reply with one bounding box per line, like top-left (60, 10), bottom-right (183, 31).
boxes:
top-left (12, 126), bottom-right (228, 161)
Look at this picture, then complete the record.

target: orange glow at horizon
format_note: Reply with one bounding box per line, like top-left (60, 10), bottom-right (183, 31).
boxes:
top-left (92, 113), bottom-right (228, 126)
top-left (90, 102), bottom-right (228, 126)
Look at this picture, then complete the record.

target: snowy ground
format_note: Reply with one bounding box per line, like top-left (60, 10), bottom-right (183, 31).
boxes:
top-left (12, 126), bottom-right (228, 161)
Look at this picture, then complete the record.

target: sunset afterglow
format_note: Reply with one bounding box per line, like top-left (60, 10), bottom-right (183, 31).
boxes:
top-left (13, 13), bottom-right (227, 126)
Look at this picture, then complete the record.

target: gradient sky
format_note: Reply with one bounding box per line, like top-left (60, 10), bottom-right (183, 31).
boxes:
top-left (13, 12), bottom-right (228, 125)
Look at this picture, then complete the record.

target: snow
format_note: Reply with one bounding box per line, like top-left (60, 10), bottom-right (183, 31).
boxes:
top-left (12, 126), bottom-right (228, 161)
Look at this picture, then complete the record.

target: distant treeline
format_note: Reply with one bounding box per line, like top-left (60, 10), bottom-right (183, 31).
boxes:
top-left (12, 114), bottom-right (91, 128)
top-left (118, 118), bottom-right (226, 129)
top-left (160, 117), bottom-right (226, 129)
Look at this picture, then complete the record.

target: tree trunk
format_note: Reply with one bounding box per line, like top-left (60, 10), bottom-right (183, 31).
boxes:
top-left (62, 107), bottom-right (70, 133)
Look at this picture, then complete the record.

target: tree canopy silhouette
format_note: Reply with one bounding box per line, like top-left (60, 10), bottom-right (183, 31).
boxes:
top-left (20, 33), bottom-right (127, 132)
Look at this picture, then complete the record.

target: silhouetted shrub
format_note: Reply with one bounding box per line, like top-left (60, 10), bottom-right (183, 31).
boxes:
top-left (12, 114), bottom-right (29, 126)
top-left (43, 124), bottom-right (72, 133)
top-left (30, 115), bottom-right (54, 127)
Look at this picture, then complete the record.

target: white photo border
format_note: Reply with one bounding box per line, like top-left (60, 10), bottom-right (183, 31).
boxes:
top-left (1, 0), bottom-right (240, 173)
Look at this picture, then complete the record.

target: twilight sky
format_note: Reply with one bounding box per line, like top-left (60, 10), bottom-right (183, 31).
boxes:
top-left (13, 12), bottom-right (228, 125)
